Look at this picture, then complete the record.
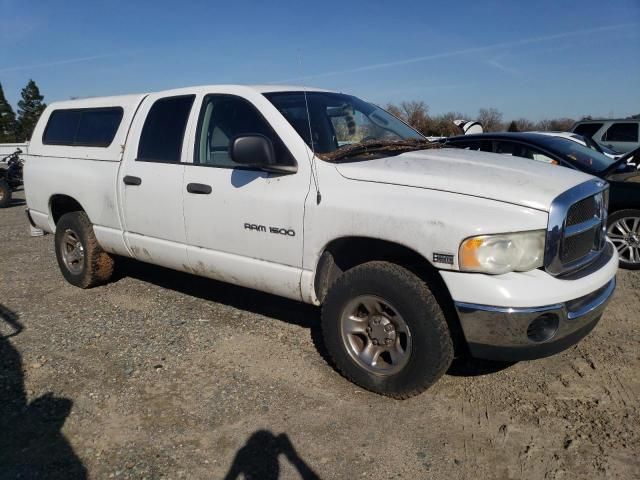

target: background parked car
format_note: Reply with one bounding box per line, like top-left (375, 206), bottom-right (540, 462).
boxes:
top-left (572, 119), bottom-right (640, 154)
top-left (443, 132), bottom-right (640, 269)
top-left (536, 131), bottom-right (626, 161)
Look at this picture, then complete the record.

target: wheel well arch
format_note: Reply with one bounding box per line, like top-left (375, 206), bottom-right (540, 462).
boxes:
top-left (50, 194), bottom-right (85, 225)
top-left (313, 236), bottom-right (466, 355)
top-left (314, 237), bottom-right (435, 301)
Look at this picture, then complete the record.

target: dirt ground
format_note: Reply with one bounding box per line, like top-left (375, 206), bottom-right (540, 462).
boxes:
top-left (1, 190), bottom-right (639, 480)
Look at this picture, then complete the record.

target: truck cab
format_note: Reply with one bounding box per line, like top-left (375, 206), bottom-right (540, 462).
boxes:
top-left (24, 85), bottom-right (618, 397)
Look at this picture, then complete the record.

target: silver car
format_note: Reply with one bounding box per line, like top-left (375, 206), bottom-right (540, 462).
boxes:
top-left (572, 119), bottom-right (640, 154)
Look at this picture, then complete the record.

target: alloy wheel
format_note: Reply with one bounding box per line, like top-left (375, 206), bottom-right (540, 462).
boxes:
top-left (60, 229), bottom-right (85, 274)
top-left (340, 295), bottom-right (412, 376)
top-left (608, 216), bottom-right (640, 264)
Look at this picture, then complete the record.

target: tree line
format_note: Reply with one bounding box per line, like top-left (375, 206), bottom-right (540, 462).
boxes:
top-left (385, 101), bottom-right (581, 136)
top-left (0, 80), bottom-right (46, 143)
top-left (1, 81), bottom-right (637, 143)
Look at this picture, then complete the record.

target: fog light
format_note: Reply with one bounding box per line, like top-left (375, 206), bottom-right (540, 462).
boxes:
top-left (527, 313), bottom-right (559, 343)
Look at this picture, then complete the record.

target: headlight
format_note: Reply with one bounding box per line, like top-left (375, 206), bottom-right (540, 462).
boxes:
top-left (459, 230), bottom-right (545, 274)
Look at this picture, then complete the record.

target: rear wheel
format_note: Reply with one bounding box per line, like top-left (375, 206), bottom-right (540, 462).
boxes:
top-left (0, 179), bottom-right (11, 208)
top-left (607, 209), bottom-right (640, 270)
top-left (321, 261), bottom-right (454, 398)
top-left (55, 212), bottom-right (115, 288)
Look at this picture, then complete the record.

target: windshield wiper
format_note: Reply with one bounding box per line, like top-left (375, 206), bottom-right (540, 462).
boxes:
top-left (318, 138), bottom-right (439, 162)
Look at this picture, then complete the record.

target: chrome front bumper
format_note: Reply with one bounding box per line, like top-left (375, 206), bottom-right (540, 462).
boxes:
top-left (455, 277), bottom-right (616, 361)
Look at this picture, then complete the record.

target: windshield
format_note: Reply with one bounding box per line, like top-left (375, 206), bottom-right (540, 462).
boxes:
top-left (535, 135), bottom-right (616, 173)
top-left (596, 143), bottom-right (620, 155)
top-left (264, 91), bottom-right (424, 156)
top-left (578, 134), bottom-right (620, 156)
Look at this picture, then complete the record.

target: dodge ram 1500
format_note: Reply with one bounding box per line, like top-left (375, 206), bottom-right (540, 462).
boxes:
top-left (24, 85), bottom-right (618, 397)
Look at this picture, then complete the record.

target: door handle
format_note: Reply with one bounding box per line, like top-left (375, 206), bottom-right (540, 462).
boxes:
top-left (123, 175), bottom-right (142, 186)
top-left (187, 183), bottom-right (212, 194)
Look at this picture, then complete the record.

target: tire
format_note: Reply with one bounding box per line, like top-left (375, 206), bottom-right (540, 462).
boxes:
top-left (607, 209), bottom-right (640, 270)
top-left (321, 261), bottom-right (454, 398)
top-left (54, 211), bottom-right (115, 288)
top-left (0, 179), bottom-right (11, 208)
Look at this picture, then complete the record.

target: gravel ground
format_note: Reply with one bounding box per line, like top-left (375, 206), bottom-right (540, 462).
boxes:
top-left (1, 191), bottom-right (639, 480)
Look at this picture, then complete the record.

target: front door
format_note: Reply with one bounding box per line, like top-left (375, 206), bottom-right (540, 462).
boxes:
top-left (181, 93), bottom-right (310, 300)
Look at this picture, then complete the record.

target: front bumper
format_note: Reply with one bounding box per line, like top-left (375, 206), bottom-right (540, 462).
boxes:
top-left (454, 277), bottom-right (615, 361)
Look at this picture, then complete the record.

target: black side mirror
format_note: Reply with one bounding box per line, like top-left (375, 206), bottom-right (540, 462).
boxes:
top-left (230, 135), bottom-right (297, 174)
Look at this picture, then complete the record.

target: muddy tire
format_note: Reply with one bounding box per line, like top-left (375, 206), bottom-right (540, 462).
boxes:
top-left (321, 261), bottom-right (454, 398)
top-left (0, 179), bottom-right (11, 208)
top-left (607, 209), bottom-right (640, 270)
top-left (54, 212), bottom-right (114, 288)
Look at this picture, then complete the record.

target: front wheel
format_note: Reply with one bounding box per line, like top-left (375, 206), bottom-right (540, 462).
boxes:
top-left (607, 209), bottom-right (640, 270)
top-left (0, 179), bottom-right (11, 208)
top-left (321, 261), bottom-right (454, 398)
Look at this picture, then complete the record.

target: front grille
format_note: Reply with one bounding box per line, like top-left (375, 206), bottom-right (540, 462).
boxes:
top-left (561, 227), bottom-right (598, 263)
top-left (545, 180), bottom-right (608, 276)
top-left (566, 196), bottom-right (599, 226)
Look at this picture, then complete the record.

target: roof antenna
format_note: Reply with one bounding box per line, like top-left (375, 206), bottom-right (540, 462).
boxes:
top-left (299, 52), bottom-right (322, 204)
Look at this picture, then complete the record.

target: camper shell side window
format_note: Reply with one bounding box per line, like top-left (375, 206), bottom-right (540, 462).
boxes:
top-left (43, 107), bottom-right (124, 147)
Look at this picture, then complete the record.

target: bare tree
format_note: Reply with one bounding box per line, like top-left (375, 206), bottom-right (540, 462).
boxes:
top-left (534, 119), bottom-right (553, 131)
top-left (477, 108), bottom-right (504, 132)
top-left (385, 103), bottom-right (404, 120)
top-left (514, 118), bottom-right (535, 132)
top-left (385, 100), bottom-right (579, 137)
top-left (548, 118), bottom-right (576, 131)
top-left (400, 101), bottom-right (430, 133)
top-left (428, 112), bottom-right (468, 137)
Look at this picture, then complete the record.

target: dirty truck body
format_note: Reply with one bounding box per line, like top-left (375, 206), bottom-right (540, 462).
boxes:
top-left (24, 85), bottom-right (618, 397)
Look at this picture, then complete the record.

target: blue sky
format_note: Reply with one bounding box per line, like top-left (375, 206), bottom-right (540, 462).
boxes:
top-left (1, 0), bottom-right (639, 120)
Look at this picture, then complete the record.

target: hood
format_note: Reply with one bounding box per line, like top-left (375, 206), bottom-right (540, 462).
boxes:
top-left (334, 148), bottom-right (596, 211)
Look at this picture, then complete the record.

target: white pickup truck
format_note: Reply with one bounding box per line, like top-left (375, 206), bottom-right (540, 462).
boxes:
top-left (24, 85), bottom-right (618, 398)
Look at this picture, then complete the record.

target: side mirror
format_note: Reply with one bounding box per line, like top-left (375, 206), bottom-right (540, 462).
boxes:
top-left (230, 135), bottom-right (297, 174)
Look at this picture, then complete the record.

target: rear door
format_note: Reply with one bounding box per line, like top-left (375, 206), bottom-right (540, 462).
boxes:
top-left (118, 93), bottom-right (195, 270)
top-left (181, 93), bottom-right (310, 300)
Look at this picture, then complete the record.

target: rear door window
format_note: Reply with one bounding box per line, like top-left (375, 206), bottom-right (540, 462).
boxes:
top-left (573, 123), bottom-right (603, 139)
top-left (43, 108), bottom-right (123, 146)
top-left (492, 141), bottom-right (557, 164)
top-left (447, 140), bottom-right (481, 150)
top-left (494, 141), bottom-right (517, 155)
top-left (517, 145), bottom-right (557, 165)
top-left (603, 123), bottom-right (639, 143)
top-left (137, 95), bottom-right (195, 163)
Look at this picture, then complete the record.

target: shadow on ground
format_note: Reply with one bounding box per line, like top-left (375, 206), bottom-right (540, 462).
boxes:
top-left (0, 304), bottom-right (86, 479)
top-left (114, 258), bottom-right (319, 327)
top-left (115, 258), bottom-right (514, 380)
top-left (115, 258), bottom-right (332, 360)
top-left (223, 430), bottom-right (321, 480)
top-left (446, 357), bottom-right (516, 377)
